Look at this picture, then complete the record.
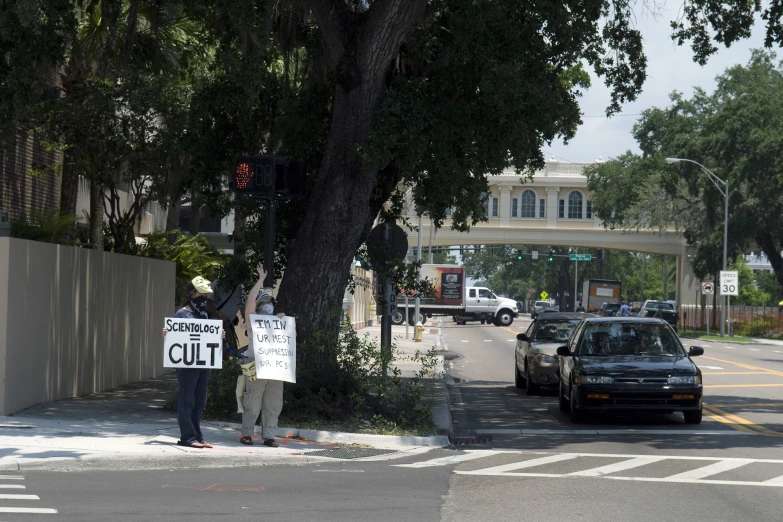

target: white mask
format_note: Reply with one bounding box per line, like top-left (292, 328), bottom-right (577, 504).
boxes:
top-left (258, 302), bottom-right (274, 315)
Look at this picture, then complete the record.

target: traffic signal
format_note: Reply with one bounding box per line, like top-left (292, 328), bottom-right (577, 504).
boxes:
top-left (516, 249), bottom-right (523, 261)
top-left (596, 248), bottom-right (604, 260)
top-left (548, 251), bottom-right (554, 262)
top-left (231, 155), bottom-right (307, 199)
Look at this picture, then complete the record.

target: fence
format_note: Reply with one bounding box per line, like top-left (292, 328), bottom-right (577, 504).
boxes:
top-left (678, 304), bottom-right (783, 337)
top-left (0, 237), bottom-right (175, 415)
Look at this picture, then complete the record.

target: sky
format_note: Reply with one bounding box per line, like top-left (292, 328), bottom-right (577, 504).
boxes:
top-left (545, 7), bottom-right (769, 164)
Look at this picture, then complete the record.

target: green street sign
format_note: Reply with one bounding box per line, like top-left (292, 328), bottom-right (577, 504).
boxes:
top-left (569, 254), bottom-right (592, 261)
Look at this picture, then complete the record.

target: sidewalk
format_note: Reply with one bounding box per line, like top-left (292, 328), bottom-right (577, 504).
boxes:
top-left (0, 324), bottom-right (451, 472)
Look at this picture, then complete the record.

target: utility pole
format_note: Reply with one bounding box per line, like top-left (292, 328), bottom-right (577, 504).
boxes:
top-left (663, 255), bottom-right (668, 300)
top-left (639, 254), bottom-right (646, 303)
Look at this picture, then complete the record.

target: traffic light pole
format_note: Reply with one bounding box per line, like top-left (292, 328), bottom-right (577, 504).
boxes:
top-left (264, 199), bottom-right (276, 288)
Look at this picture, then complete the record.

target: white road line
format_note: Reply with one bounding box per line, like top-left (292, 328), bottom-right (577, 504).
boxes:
top-left (699, 366), bottom-right (724, 370)
top-left (0, 484), bottom-right (25, 489)
top-left (484, 340), bottom-right (493, 342)
top-left (569, 456), bottom-right (666, 476)
top-left (0, 507), bottom-right (58, 514)
top-left (750, 348), bottom-right (760, 352)
top-left (474, 428), bottom-right (751, 436)
top-left (507, 340), bottom-right (515, 342)
top-left (0, 494), bottom-right (40, 500)
top-left (665, 459), bottom-right (753, 480)
top-left (763, 474), bottom-right (783, 485)
top-left (724, 346), bottom-right (736, 349)
top-left (393, 450), bottom-right (500, 468)
top-left (0, 476), bottom-right (23, 480)
top-left (775, 351), bottom-right (783, 354)
top-left (458, 454), bottom-right (578, 475)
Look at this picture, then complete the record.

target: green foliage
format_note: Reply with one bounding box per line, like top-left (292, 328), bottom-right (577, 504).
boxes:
top-left (136, 231), bottom-right (229, 303)
top-left (730, 256), bottom-right (771, 306)
top-left (10, 211), bottom-right (80, 245)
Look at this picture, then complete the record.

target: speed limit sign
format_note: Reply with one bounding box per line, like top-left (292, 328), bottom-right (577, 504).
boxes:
top-left (720, 270), bottom-right (739, 296)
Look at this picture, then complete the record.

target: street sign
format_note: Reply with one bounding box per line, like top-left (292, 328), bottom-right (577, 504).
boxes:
top-left (569, 254), bottom-right (592, 261)
top-left (701, 282), bottom-right (714, 295)
top-left (720, 271), bottom-right (739, 296)
top-left (532, 251), bottom-right (539, 260)
top-left (540, 291), bottom-right (549, 300)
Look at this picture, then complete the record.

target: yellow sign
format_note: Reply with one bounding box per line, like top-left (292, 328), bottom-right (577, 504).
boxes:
top-left (540, 291), bottom-right (549, 300)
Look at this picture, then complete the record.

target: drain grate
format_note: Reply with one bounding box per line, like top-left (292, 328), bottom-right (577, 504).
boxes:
top-left (303, 448), bottom-right (397, 459)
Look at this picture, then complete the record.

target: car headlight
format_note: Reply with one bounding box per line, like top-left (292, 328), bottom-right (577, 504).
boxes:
top-left (668, 375), bottom-right (698, 385)
top-left (576, 375), bottom-right (614, 384)
top-left (532, 354), bottom-right (557, 364)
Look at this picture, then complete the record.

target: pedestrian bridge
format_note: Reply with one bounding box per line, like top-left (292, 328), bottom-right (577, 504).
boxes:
top-left (403, 158), bottom-right (698, 305)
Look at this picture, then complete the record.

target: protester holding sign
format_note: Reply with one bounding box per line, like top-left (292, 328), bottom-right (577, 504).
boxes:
top-left (238, 263), bottom-right (286, 447)
top-left (162, 275), bottom-right (222, 449)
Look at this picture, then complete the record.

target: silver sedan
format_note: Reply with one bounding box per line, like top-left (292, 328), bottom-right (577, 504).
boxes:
top-left (515, 313), bottom-right (592, 395)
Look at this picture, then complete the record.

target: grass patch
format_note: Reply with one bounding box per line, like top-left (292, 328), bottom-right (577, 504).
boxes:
top-left (679, 330), bottom-right (758, 343)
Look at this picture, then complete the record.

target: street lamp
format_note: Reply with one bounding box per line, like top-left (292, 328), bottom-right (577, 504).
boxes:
top-left (666, 157), bottom-right (729, 336)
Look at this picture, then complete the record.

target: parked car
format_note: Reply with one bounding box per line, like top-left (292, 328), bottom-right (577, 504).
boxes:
top-left (556, 317), bottom-right (704, 424)
top-left (598, 302), bottom-right (621, 317)
top-left (515, 313), bottom-right (594, 394)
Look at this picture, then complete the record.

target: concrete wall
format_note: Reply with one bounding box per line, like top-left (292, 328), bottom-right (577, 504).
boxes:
top-left (0, 237), bottom-right (175, 415)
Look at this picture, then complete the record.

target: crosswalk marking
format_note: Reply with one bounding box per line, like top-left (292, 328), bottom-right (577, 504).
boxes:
top-left (393, 450), bottom-right (498, 468)
top-left (0, 507), bottom-right (58, 514)
top-left (0, 494), bottom-right (40, 500)
top-left (568, 456), bottom-right (665, 476)
top-left (402, 451), bottom-right (783, 488)
top-left (665, 459), bottom-right (752, 480)
top-left (0, 484), bottom-right (25, 489)
top-left (0, 475), bottom-right (23, 480)
top-left (458, 454), bottom-right (577, 475)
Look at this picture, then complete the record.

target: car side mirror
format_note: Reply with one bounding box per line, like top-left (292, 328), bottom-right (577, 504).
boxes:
top-left (556, 345), bottom-right (571, 357)
top-left (688, 346), bottom-right (704, 357)
top-left (516, 333), bottom-right (529, 342)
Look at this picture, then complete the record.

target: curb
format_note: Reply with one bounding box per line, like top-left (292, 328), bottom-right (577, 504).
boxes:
top-left (203, 421), bottom-right (450, 449)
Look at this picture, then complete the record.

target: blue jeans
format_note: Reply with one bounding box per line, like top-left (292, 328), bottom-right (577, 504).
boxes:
top-left (176, 368), bottom-right (211, 444)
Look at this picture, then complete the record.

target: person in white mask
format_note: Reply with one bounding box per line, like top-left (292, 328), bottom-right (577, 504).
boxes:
top-left (238, 263), bottom-right (285, 447)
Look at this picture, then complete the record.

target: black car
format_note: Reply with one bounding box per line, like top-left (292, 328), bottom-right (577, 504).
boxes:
top-left (598, 302), bottom-right (621, 317)
top-left (556, 317), bottom-right (704, 424)
top-left (515, 313), bottom-right (596, 395)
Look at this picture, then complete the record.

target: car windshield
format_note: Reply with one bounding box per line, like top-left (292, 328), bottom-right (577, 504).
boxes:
top-left (576, 322), bottom-right (685, 357)
top-left (533, 319), bottom-right (582, 341)
top-left (535, 301), bottom-right (548, 307)
top-left (645, 302), bottom-right (675, 311)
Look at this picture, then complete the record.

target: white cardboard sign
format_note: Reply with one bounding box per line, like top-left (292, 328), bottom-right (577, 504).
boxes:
top-left (248, 314), bottom-right (296, 383)
top-left (163, 318), bottom-right (223, 369)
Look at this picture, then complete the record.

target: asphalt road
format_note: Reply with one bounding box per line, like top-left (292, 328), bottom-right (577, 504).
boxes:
top-left (6, 318), bottom-right (783, 521)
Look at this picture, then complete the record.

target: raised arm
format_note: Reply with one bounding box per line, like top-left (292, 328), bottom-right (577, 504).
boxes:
top-left (245, 263), bottom-right (266, 321)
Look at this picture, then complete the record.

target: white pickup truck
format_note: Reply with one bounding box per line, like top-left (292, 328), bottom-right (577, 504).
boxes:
top-left (452, 287), bottom-right (519, 326)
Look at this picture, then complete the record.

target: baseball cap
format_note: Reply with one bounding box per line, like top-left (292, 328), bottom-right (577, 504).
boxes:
top-left (256, 291), bottom-right (273, 306)
top-left (191, 276), bottom-right (214, 294)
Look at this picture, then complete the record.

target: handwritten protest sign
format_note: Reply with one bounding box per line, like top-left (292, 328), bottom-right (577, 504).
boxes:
top-left (248, 314), bottom-right (296, 383)
top-left (163, 318), bottom-right (223, 369)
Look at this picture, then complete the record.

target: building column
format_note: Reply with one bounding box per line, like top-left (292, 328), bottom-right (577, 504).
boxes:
top-left (546, 187), bottom-right (560, 229)
top-left (499, 185), bottom-right (512, 226)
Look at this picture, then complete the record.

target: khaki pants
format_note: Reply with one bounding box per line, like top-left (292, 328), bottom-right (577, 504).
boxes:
top-left (240, 378), bottom-right (284, 439)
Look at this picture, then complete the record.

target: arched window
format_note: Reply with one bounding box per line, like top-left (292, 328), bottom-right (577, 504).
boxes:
top-left (568, 191), bottom-right (583, 219)
top-left (520, 190), bottom-right (537, 218)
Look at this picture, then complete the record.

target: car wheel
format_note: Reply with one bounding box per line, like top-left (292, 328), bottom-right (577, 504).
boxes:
top-left (515, 357), bottom-right (525, 389)
top-left (559, 381), bottom-right (569, 412)
top-left (496, 311), bottom-right (513, 327)
top-left (570, 387), bottom-right (584, 423)
top-left (683, 408), bottom-right (703, 424)
top-left (480, 318), bottom-right (485, 325)
top-left (391, 311), bottom-right (405, 325)
top-left (525, 364), bottom-right (539, 395)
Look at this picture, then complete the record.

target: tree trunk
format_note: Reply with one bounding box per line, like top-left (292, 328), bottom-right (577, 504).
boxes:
top-left (189, 203), bottom-right (201, 236)
top-left (59, 145), bottom-right (80, 217)
top-left (89, 179), bottom-right (104, 250)
top-left (165, 197), bottom-right (182, 244)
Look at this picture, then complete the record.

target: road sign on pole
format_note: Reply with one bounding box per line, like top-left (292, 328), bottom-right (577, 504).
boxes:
top-left (569, 254), bottom-right (592, 261)
top-left (701, 282), bottom-right (714, 295)
top-left (719, 271), bottom-right (739, 296)
top-left (540, 291), bottom-right (549, 300)
top-left (532, 251), bottom-right (539, 260)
